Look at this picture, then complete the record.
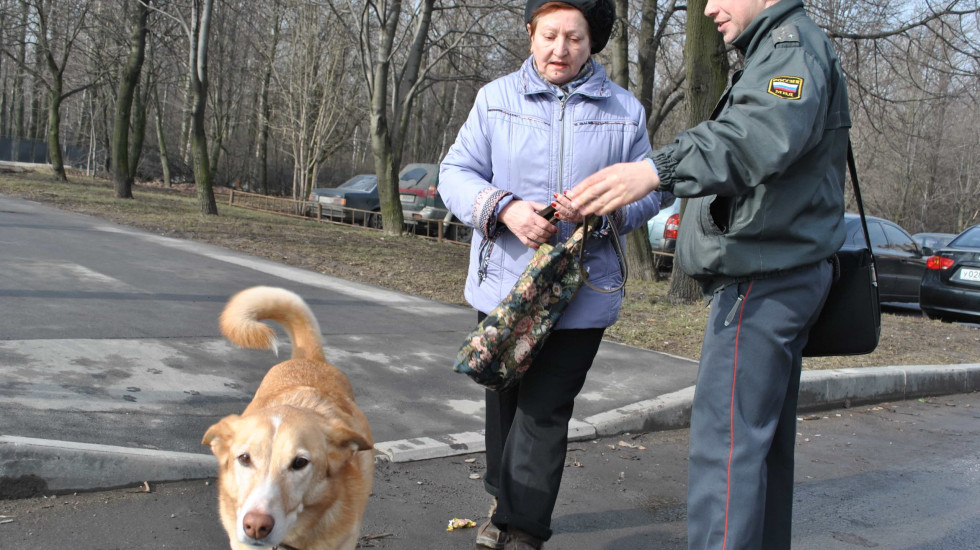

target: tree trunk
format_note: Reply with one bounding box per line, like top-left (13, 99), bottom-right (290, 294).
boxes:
top-left (609, 0), bottom-right (629, 86)
top-left (112, 1), bottom-right (150, 198)
top-left (608, 0), bottom-right (658, 281)
top-left (255, 15), bottom-right (279, 195)
top-left (191, 79), bottom-right (216, 214)
top-left (370, 0), bottom-right (404, 236)
top-left (666, 0), bottom-right (728, 303)
top-left (153, 84), bottom-right (172, 187)
top-left (46, 83), bottom-right (67, 182)
top-left (190, 0), bottom-right (218, 215)
top-left (129, 75), bottom-right (150, 180)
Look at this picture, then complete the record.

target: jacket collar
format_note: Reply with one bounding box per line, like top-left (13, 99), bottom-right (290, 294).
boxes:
top-left (519, 55), bottom-right (612, 100)
top-left (732, 0), bottom-right (805, 56)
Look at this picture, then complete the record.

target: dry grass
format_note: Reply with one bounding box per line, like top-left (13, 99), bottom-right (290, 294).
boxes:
top-left (2, 165), bottom-right (977, 370)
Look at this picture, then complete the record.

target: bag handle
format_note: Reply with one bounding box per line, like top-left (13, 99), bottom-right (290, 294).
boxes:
top-left (578, 215), bottom-right (628, 294)
top-left (847, 140), bottom-right (873, 253)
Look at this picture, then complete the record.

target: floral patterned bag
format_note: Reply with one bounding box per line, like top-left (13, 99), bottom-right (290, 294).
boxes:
top-left (453, 217), bottom-right (624, 391)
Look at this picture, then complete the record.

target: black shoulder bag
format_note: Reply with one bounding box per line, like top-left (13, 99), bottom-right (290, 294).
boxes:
top-left (802, 141), bottom-right (882, 357)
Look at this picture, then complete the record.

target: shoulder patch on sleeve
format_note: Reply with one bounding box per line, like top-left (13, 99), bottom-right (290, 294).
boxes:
top-left (768, 76), bottom-right (804, 100)
top-left (771, 24), bottom-right (801, 48)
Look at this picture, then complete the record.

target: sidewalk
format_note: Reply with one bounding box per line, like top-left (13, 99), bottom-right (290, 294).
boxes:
top-left (2, 362), bottom-right (978, 496)
top-left (2, 391), bottom-right (978, 549)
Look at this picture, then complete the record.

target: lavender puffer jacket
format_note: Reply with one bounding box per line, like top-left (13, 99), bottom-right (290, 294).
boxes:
top-left (439, 57), bottom-right (661, 329)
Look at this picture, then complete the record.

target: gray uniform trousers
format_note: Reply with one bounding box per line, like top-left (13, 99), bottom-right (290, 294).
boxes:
top-left (687, 261), bottom-right (832, 550)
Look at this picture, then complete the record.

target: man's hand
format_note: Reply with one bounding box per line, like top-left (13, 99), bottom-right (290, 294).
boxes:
top-left (567, 160), bottom-right (660, 216)
top-left (498, 200), bottom-right (559, 249)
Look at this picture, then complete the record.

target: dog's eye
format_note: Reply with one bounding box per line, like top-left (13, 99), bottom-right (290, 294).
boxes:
top-left (237, 453), bottom-right (252, 467)
top-left (290, 457), bottom-right (310, 471)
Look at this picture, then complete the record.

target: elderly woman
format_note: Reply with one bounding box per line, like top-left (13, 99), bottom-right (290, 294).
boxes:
top-left (438, 1), bottom-right (662, 548)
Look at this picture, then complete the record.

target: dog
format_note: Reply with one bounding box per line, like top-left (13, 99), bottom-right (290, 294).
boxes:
top-left (203, 286), bottom-right (374, 550)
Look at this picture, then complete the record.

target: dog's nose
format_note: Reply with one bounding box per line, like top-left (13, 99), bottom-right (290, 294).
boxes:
top-left (243, 510), bottom-right (275, 539)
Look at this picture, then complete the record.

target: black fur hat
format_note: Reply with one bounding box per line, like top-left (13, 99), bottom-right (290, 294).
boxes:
top-left (524, 0), bottom-right (616, 54)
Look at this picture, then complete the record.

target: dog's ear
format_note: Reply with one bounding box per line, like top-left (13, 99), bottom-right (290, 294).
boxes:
top-left (202, 415), bottom-right (240, 454)
top-left (328, 419), bottom-right (373, 452)
top-left (323, 419), bottom-right (373, 475)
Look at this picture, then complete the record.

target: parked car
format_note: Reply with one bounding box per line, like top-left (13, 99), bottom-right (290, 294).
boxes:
top-left (646, 197), bottom-right (679, 270)
top-left (398, 163), bottom-right (472, 242)
top-left (309, 174), bottom-right (381, 228)
top-left (843, 213), bottom-right (927, 303)
top-left (912, 232), bottom-right (956, 256)
top-left (919, 224), bottom-right (980, 322)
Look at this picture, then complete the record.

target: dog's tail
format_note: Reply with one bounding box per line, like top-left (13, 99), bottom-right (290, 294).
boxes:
top-left (219, 286), bottom-right (325, 363)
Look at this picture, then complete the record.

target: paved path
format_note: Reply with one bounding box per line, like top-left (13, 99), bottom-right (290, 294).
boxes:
top-left (2, 392), bottom-right (979, 549)
top-left (0, 196), bottom-right (696, 481)
top-left (1, 194), bottom-right (978, 496)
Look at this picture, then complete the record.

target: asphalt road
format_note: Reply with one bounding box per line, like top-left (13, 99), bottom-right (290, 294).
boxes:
top-left (0, 195), bottom-right (696, 455)
top-left (1, 391), bottom-right (977, 549)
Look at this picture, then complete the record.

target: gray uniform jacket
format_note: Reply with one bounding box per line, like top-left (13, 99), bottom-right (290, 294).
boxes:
top-left (649, 0), bottom-right (850, 291)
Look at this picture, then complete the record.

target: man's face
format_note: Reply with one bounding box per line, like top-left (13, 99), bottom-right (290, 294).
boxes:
top-left (705, 0), bottom-right (779, 44)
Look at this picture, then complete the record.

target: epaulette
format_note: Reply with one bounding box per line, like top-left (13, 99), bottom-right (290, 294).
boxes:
top-left (771, 24), bottom-right (801, 48)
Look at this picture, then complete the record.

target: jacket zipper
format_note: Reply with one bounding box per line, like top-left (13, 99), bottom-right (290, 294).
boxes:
top-left (558, 94), bottom-right (570, 240)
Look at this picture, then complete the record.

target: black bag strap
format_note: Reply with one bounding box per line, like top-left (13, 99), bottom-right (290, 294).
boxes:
top-left (578, 215), bottom-right (628, 294)
top-left (847, 140), bottom-right (873, 253)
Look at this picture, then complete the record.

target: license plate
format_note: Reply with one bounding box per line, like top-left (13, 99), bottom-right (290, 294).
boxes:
top-left (958, 267), bottom-right (980, 282)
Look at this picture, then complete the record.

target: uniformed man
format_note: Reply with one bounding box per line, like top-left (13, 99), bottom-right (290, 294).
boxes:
top-left (562, 0), bottom-right (850, 548)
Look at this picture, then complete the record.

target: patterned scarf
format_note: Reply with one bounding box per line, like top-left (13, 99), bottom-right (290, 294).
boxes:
top-left (533, 57), bottom-right (595, 98)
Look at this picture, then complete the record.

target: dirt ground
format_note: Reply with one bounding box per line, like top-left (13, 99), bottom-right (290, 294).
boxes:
top-left (0, 167), bottom-right (977, 370)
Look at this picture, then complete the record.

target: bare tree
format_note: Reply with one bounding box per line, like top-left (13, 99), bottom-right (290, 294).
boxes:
top-left (112, 0), bottom-right (150, 198)
top-left (2, 0), bottom-right (96, 181)
top-left (328, 0), bottom-right (496, 235)
top-left (608, 0), bottom-right (660, 282)
top-left (150, 0), bottom-right (218, 214)
top-left (666, 0), bottom-right (728, 303)
top-left (272, 2), bottom-right (358, 203)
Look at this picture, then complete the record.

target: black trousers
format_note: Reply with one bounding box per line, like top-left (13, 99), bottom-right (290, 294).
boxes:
top-left (481, 315), bottom-right (605, 540)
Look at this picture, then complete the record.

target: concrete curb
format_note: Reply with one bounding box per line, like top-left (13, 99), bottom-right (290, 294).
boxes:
top-left (3, 364), bottom-right (978, 492)
top-left (0, 436), bottom-right (217, 497)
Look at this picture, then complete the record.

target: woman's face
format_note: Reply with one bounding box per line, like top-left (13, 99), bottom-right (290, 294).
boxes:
top-left (527, 7), bottom-right (592, 86)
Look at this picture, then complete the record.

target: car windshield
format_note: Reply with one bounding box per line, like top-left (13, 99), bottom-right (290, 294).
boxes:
top-left (341, 176), bottom-right (376, 191)
top-left (949, 226), bottom-right (980, 248)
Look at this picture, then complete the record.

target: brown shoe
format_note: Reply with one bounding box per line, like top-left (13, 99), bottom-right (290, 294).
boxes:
top-left (504, 528), bottom-right (544, 550)
top-left (476, 519), bottom-right (506, 549)
top-left (476, 498), bottom-right (504, 549)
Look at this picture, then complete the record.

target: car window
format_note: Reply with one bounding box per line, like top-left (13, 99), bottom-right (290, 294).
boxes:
top-left (882, 223), bottom-right (917, 254)
top-left (867, 222), bottom-right (888, 251)
top-left (950, 226), bottom-right (980, 248)
top-left (399, 167), bottom-right (428, 188)
top-left (342, 176), bottom-right (376, 192)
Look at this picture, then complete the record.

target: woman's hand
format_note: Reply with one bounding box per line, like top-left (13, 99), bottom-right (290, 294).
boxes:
top-left (552, 191), bottom-right (586, 223)
top-left (566, 160), bottom-right (660, 216)
top-left (499, 200), bottom-right (559, 249)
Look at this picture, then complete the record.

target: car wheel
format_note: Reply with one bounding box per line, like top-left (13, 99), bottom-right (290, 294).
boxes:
top-left (922, 308), bottom-right (949, 322)
top-left (452, 224), bottom-right (473, 243)
top-left (368, 212), bottom-right (382, 229)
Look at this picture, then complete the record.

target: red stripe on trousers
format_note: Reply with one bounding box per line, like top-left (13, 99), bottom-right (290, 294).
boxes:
top-left (722, 281), bottom-right (753, 550)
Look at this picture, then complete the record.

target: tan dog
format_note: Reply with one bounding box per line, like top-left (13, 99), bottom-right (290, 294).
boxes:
top-left (203, 286), bottom-right (373, 550)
